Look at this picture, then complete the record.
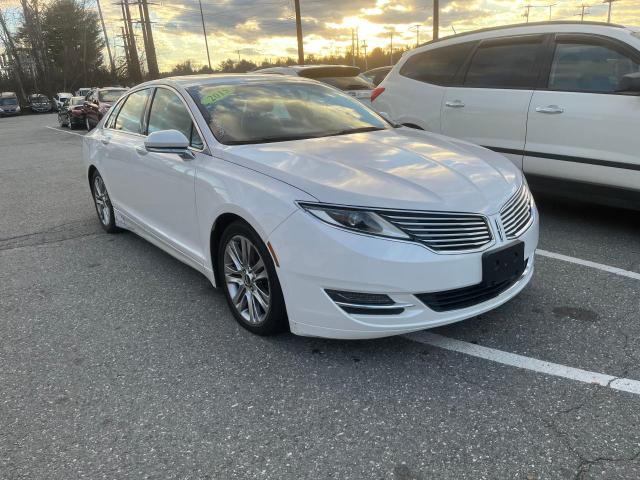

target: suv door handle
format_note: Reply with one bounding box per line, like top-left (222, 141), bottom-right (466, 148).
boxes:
top-left (445, 100), bottom-right (465, 108)
top-left (100, 136), bottom-right (111, 145)
top-left (535, 105), bottom-right (564, 114)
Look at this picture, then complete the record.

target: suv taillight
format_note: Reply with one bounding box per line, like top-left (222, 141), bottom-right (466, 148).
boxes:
top-left (371, 87), bottom-right (385, 102)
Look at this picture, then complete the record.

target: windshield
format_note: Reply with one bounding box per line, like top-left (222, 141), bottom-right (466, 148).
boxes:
top-left (0, 98), bottom-right (18, 106)
top-left (33, 95), bottom-right (49, 103)
top-left (99, 90), bottom-right (126, 103)
top-left (188, 81), bottom-right (388, 145)
top-left (70, 97), bottom-right (84, 106)
top-left (317, 76), bottom-right (373, 91)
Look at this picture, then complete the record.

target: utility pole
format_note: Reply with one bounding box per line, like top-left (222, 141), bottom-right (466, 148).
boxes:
top-left (409, 24), bottom-right (421, 47)
top-left (138, 0), bottom-right (158, 78)
top-left (351, 28), bottom-right (356, 66)
top-left (603, 0), bottom-right (618, 23)
top-left (120, 26), bottom-right (132, 72)
top-left (120, 0), bottom-right (141, 82)
top-left (356, 27), bottom-right (359, 61)
top-left (361, 40), bottom-right (368, 71)
top-left (523, 4), bottom-right (532, 22)
top-left (96, 0), bottom-right (116, 77)
top-left (294, 0), bottom-right (304, 64)
top-left (389, 30), bottom-right (394, 65)
top-left (433, 0), bottom-right (439, 40)
top-left (196, 0), bottom-right (211, 71)
top-left (547, 3), bottom-right (557, 20)
top-left (580, 4), bottom-right (589, 21)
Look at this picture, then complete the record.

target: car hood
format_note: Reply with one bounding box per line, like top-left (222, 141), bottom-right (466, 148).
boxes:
top-left (223, 128), bottom-right (522, 214)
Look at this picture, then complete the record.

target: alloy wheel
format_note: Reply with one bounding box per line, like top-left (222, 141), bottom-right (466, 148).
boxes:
top-left (223, 235), bottom-right (271, 325)
top-left (93, 175), bottom-right (111, 226)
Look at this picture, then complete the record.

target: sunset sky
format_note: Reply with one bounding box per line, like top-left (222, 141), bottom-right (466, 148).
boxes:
top-left (3, 0), bottom-right (640, 71)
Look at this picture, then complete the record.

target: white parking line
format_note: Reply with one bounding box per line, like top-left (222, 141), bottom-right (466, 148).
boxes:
top-left (405, 332), bottom-right (640, 396)
top-left (45, 126), bottom-right (86, 137)
top-left (537, 249), bottom-right (640, 281)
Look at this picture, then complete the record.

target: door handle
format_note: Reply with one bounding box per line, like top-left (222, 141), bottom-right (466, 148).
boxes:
top-left (100, 136), bottom-right (111, 145)
top-left (445, 100), bottom-right (465, 108)
top-left (135, 146), bottom-right (148, 156)
top-left (535, 105), bottom-right (564, 114)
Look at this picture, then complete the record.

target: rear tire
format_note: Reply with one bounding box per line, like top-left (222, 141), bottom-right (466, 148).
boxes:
top-left (217, 221), bottom-right (288, 336)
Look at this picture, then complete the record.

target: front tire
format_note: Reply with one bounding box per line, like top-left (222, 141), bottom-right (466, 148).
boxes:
top-left (218, 222), bottom-right (288, 335)
top-left (91, 171), bottom-right (118, 233)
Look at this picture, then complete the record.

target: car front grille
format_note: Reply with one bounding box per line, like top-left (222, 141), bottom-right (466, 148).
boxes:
top-left (377, 210), bottom-right (493, 253)
top-left (415, 260), bottom-right (528, 312)
top-left (500, 184), bottom-right (533, 239)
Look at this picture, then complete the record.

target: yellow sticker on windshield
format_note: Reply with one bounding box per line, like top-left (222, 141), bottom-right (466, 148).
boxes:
top-left (201, 87), bottom-right (234, 106)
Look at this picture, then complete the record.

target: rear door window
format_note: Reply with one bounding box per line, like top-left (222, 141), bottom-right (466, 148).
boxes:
top-left (113, 89), bottom-right (151, 134)
top-left (400, 42), bottom-right (475, 85)
top-left (464, 36), bottom-right (544, 89)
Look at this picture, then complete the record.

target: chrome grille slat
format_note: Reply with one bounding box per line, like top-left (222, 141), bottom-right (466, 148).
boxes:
top-left (500, 184), bottom-right (533, 239)
top-left (378, 210), bottom-right (493, 253)
top-left (501, 196), bottom-right (529, 223)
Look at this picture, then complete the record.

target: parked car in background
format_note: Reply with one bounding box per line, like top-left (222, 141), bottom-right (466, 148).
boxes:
top-left (0, 92), bottom-right (21, 117)
top-left (76, 87), bottom-right (92, 97)
top-left (361, 66), bottom-right (392, 86)
top-left (53, 92), bottom-right (73, 111)
top-left (83, 87), bottom-right (128, 130)
top-left (58, 96), bottom-right (86, 129)
top-left (254, 65), bottom-right (375, 106)
top-left (27, 94), bottom-right (52, 113)
top-left (373, 22), bottom-right (640, 208)
top-left (82, 75), bottom-right (538, 339)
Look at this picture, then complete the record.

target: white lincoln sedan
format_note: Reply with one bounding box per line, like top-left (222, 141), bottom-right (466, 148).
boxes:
top-left (83, 74), bottom-right (539, 339)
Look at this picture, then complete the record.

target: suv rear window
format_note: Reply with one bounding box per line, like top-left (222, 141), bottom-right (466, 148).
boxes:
top-left (399, 42), bottom-right (474, 86)
top-left (464, 37), bottom-right (543, 89)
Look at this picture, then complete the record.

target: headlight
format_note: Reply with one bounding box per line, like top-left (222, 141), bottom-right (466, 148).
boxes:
top-left (298, 202), bottom-right (409, 239)
top-left (15, 106), bottom-right (20, 112)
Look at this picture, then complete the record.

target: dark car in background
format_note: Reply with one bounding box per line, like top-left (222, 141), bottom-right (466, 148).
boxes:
top-left (361, 66), bottom-right (392, 86)
top-left (0, 92), bottom-right (21, 116)
top-left (83, 87), bottom-right (128, 130)
top-left (27, 94), bottom-right (52, 113)
top-left (57, 96), bottom-right (86, 129)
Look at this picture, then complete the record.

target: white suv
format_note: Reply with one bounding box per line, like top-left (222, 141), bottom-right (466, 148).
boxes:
top-left (373, 22), bottom-right (640, 207)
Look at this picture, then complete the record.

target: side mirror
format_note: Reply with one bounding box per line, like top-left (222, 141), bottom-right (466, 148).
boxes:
top-left (618, 72), bottom-right (640, 95)
top-left (144, 130), bottom-right (194, 159)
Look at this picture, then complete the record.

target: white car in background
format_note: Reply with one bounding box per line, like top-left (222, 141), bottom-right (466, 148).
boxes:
top-left (53, 92), bottom-right (72, 111)
top-left (373, 22), bottom-right (640, 208)
top-left (254, 65), bottom-right (375, 106)
top-left (83, 75), bottom-right (538, 339)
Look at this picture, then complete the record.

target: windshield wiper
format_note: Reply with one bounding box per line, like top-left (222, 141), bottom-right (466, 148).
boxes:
top-left (323, 126), bottom-right (386, 138)
top-left (225, 134), bottom-right (323, 145)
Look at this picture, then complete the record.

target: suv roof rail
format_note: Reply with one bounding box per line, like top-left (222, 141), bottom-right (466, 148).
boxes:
top-left (417, 20), bottom-right (628, 49)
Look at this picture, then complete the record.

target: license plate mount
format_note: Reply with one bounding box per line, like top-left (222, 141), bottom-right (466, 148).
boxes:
top-left (482, 241), bottom-right (525, 287)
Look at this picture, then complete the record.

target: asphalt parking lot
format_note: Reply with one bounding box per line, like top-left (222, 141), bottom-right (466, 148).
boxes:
top-left (1, 113), bottom-right (639, 480)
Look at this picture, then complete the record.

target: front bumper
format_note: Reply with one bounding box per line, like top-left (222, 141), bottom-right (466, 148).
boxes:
top-left (268, 206), bottom-right (539, 339)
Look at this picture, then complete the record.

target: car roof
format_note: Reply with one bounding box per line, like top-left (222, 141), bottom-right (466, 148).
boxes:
top-left (416, 21), bottom-right (632, 49)
top-left (140, 73), bottom-right (323, 89)
top-left (0, 91), bottom-right (17, 98)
